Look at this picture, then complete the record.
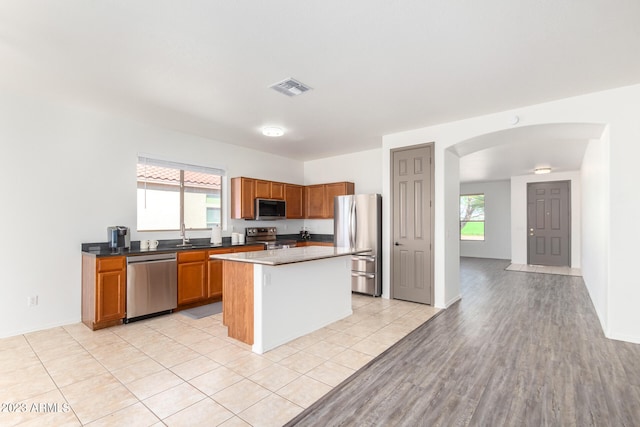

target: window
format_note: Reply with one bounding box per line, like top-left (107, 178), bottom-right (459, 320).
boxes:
top-left (460, 194), bottom-right (485, 241)
top-left (137, 157), bottom-right (224, 231)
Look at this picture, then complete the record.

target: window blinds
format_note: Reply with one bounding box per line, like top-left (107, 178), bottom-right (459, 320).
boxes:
top-left (137, 156), bottom-right (226, 177)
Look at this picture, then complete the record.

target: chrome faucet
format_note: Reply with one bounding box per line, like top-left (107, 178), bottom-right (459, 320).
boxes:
top-left (179, 223), bottom-right (190, 246)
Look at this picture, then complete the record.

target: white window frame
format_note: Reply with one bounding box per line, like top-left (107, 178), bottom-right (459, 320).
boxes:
top-left (137, 155), bottom-right (226, 232)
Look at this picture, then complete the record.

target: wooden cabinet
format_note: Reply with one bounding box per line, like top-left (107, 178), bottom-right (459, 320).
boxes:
top-left (232, 176), bottom-right (354, 220)
top-left (255, 180), bottom-right (271, 199)
top-left (82, 254), bottom-right (126, 330)
top-left (305, 184), bottom-right (326, 219)
top-left (297, 241), bottom-right (334, 247)
top-left (256, 180), bottom-right (285, 200)
top-left (177, 251), bottom-right (207, 306)
top-left (207, 248), bottom-right (228, 300)
top-left (305, 182), bottom-right (354, 219)
top-left (324, 182), bottom-right (354, 219)
top-left (271, 182), bottom-right (285, 200)
top-left (81, 245), bottom-right (266, 329)
top-left (231, 177), bottom-right (255, 219)
top-left (207, 245), bottom-right (264, 302)
top-left (285, 184), bottom-right (304, 219)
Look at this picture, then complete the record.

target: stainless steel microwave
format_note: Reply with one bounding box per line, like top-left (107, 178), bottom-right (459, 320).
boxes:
top-left (255, 198), bottom-right (286, 220)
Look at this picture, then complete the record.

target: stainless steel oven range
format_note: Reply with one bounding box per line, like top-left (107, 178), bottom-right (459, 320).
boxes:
top-left (245, 227), bottom-right (297, 249)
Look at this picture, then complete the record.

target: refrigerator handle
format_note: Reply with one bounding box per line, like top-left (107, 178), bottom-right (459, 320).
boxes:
top-left (350, 200), bottom-right (357, 248)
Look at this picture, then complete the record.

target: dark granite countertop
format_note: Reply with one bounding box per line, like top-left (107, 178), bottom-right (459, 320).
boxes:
top-left (81, 234), bottom-right (334, 257)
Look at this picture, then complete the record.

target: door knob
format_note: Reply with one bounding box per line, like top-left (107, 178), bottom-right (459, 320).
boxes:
top-left (394, 242), bottom-right (401, 246)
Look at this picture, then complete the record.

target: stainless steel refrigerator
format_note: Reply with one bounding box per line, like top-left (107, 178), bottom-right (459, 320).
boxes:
top-left (334, 193), bottom-right (382, 296)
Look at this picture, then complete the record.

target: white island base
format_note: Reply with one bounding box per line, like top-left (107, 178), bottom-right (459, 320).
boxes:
top-left (215, 247), bottom-right (368, 354)
top-left (253, 256), bottom-right (352, 353)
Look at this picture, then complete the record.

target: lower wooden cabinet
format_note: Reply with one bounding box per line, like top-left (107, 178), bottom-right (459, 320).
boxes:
top-left (82, 245), bottom-right (268, 329)
top-left (297, 241), bottom-right (335, 247)
top-left (177, 251), bottom-right (208, 306)
top-left (207, 245), bottom-right (263, 301)
top-left (232, 244), bottom-right (265, 253)
top-left (179, 245), bottom-right (266, 308)
top-left (207, 248), bottom-right (229, 300)
top-left (82, 254), bottom-right (126, 330)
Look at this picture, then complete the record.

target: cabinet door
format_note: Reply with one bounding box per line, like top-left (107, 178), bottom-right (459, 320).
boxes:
top-left (207, 259), bottom-right (223, 298)
top-left (178, 261), bottom-right (207, 305)
top-left (271, 182), bottom-right (285, 200)
top-left (285, 184), bottom-right (304, 219)
top-left (231, 177), bottom-right (255, 219)
top-left (305, 185), bottom-right (325, 219)
top-left (96, 270), bottom-right (125, 323)
top-left (208, 248), bottom-right (231, 299)
top-left (255, 180), bottom-right (271, 199)
top-left (324, 182), bottom-right (354, 218)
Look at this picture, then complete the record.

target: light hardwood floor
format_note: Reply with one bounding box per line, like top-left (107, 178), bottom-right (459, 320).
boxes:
top-left (287, 257), bottom-right (640, 426)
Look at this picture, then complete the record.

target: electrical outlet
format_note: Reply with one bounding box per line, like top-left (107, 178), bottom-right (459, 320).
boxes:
top-left (27, 296), bottom-right (38, 307)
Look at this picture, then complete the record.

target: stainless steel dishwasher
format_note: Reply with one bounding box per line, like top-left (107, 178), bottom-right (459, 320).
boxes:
top-left (125, 253), bottom-right (177, 322)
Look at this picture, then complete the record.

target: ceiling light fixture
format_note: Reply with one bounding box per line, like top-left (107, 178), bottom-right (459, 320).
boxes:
top-left (534, 167), bottom-right (552, 175)
top-left (262, 126), bottom-right (284, 137)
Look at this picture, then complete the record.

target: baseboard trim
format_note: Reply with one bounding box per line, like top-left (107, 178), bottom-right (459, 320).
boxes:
top-left (0, 317), bottom-right (81, 340)
top-left (444, 294), bottom-right (462, 308)
top-left (605, 331), bottom-right (640, 344)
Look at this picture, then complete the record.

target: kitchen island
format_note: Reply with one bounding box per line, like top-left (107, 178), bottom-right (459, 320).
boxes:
top-left (211, 246), bottom-right (370, 354)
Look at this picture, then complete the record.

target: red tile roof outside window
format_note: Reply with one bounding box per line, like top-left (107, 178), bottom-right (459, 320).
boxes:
top-left (137, 164), bottom-right (221, 189)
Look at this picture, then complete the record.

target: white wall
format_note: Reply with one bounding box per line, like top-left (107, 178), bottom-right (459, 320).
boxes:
top-left (580, 134), bottom-right (610, 333)
top-left (460, 180), bottom-right (511, 260)
top-left (303, 148), bottom-right (382, 235)
top-left (510, 172), bottom-right (581, 267)
top-left (383, 84), bottom-right (640, 343)
top-left (0, 91), bottom-right (304, 338)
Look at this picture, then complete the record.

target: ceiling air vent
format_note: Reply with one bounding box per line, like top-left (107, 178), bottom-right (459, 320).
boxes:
top-left (269, 78), bottom-right (312, 97)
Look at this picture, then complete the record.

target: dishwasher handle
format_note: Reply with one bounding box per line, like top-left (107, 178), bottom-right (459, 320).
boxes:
top-left (127, 254), bottom-right (176, 264)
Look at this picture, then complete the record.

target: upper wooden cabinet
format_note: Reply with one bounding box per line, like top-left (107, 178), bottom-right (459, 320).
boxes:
top-left (324, 182), bottom-right (354, 218)
top-left (271, 182), bottom-right (285, 200)
top-left (305, 182), bottom-right (355, 219)
top-left (231, 177), bottom-right (255, 219)
top-left (285, 184), bottom-right (304, 219)
top-left (231, 177), bottom-right (354, 220)
top-left (256, 180), bottom-right (285, 200)
top-left (305, 184), bottom-right (326, 219)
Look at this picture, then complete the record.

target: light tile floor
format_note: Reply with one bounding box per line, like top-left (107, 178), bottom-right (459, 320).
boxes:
top-left (0, 294), bottom-right (439, 427)
top-left (506, 263), bottom-right (582, 276)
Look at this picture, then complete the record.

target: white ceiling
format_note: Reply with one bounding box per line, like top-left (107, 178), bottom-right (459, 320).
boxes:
top-left (2, 1), bottom-right (639, 174)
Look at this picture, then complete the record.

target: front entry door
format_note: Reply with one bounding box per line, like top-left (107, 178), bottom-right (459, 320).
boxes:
top-left (527, 181), bottom-right (571, 266)
top-left (391, 144), bottom-right (434, 304)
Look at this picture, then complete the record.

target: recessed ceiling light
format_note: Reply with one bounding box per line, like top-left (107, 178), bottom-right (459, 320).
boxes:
top-left (534, 167), bottom-right (552, 174)
top-left (262, 126), bottom-right (284, 137)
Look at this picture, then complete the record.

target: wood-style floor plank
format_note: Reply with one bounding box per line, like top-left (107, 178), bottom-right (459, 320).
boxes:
top-left (286, 258), bottom-right (640, 427)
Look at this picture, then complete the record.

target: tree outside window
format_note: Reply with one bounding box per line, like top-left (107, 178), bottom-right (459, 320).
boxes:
top-left (460, 194), bottom-right (485, 241)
